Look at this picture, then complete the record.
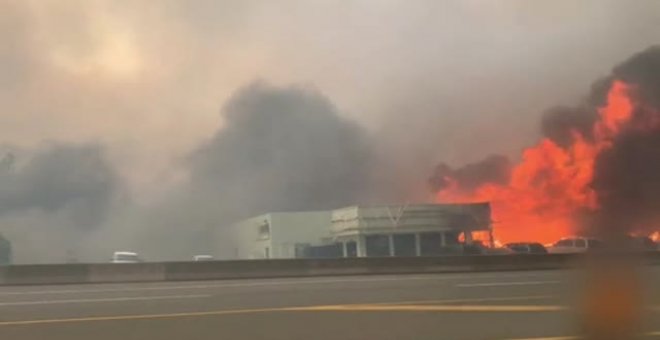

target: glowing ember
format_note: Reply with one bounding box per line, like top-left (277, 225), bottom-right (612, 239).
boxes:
top-left (437, 81), bottom-right (634, 244)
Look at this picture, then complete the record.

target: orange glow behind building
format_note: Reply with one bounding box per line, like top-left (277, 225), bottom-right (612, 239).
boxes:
top-left (437, 81), bottom-right (634, 244)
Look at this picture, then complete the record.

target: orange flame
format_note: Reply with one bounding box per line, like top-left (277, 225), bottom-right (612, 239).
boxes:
top-left (437, 81), bottom-right (633, 244)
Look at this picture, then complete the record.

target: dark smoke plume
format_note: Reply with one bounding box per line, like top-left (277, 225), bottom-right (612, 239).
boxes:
top-left (140, 82), bottom-right (373, 259)
top-left (541, 105), bottom-right (598, 147)
top-left (536, 46), bottom-right (660, 234)
top-left (0, 143), bottom-right (120, 263)
top-left (431, 45), bottom-right (660, 236)
top-left (591, 46), bottom-right (660, 233)
top-left (0, 143), bottom-right (118, 229)
top-left (613, 46), bottom-right (660, 108)
top-left (189, 81), bottom-right (372, 217)
top-left (429, 155), bottom-right (511, 193)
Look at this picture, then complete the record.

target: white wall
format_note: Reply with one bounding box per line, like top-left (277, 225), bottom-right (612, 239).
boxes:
top-left (269, 211), bottom-right (332, 258)
top-left (218, 211), bottom-right (331, 260)
top-left (215, 214), bottom-right (272, 260)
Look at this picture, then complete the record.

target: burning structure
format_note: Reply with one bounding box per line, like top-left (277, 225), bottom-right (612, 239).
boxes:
top-left (430, 46), bottom-right (660, 244)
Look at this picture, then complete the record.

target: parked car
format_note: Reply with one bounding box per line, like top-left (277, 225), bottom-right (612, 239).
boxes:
top-left (621, 236), bottom-right (658, 251)
top-left (462, 242), bottom-right (513, 255)
top-left (547, 237), bottom-right (603, 254)
top-left (484, 247), bottom-right (515, 255)
top-left (111, 251), bottom-right (141, 263)
top-left (193, 255), bottom-right (214, 261)
top-left (504, 242), bottom-right (548, 254)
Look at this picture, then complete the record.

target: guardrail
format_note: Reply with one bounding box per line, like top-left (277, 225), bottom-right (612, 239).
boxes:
top-left (0, 252), bottom-right (658, 285)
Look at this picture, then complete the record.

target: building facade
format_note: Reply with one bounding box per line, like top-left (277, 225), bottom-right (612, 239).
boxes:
top-left (330, 203), bottom-right (491, 257)
top-left (224, 211), bottom-right (332, 259)
top-left (220, 203), bottom-right (491, 259)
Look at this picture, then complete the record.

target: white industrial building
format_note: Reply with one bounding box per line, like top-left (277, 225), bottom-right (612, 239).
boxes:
top-left (330, 203), bottom-right (491, 257)
top-left (218, 203), bottom-right (491, 259)
top-left (224, 211), bottom-right (332, 259)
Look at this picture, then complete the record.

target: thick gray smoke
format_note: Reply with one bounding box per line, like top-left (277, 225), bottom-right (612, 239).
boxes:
top-left (189, 82), bottom-right (372, 217)
top-left (135, 82), bottom-right (374, 259)
top-left (0, 144), bottom-right (117, 227)
top-left (2, 1), bottom-right (660, 261)
top-left (0, 145), bottom-right (116, 223)
top-left (428, 155), bottom-right (511, 193)
top-left (541, 105), bottom-right (598, 148)
top-left (0, 143), bottom-right (119, 263)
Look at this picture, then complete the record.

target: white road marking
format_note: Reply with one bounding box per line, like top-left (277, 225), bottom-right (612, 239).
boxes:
top-left (0, 272), bottom-right (561, 296)
top-left (457, 281), bottom-right (561, 288)
top-left (0, 294), bottom-right (210, 306)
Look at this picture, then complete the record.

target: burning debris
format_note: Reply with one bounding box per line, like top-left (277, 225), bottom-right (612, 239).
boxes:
top-left (431, 46), bottom-right (660, 244)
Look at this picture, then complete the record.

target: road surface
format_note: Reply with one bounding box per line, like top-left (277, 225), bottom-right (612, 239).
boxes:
top-left (0, 268), bottom-right (659, 339)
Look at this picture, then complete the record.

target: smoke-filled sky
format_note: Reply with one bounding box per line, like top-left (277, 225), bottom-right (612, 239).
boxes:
top-left (1, 0), bottom-right (660, 262)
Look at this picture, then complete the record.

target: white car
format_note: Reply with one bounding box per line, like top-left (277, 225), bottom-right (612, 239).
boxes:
top-left (548, 237), bottom-right (603, 254)
top-left (193, 255), bottom-right (214, 261)
top-left (111, 251), bottom-right (141, 263)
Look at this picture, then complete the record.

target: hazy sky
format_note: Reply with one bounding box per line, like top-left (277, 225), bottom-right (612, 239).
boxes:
top-left (2, 0), bottom-right (660, 201)
top-left (2, 0), bottom-right (660, 262)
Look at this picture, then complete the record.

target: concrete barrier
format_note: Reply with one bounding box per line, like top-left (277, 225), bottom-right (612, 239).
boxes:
top-left (88, 263), bottom-right (166, 283)
top-left (0, 264), bottom-right (89, 285)
top-left (0, 252), bottom-right (658, 286)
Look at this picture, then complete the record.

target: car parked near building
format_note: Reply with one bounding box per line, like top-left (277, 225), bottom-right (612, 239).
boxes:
top-left (548, 237), bottom-right (603, 254)
top-left (624, 236), bottom-right (658, 251)
top-left (504, 242), bottom-right (548, 254)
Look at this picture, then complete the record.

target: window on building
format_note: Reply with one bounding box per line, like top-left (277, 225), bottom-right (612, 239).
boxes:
top-left (365, 235), bottom-right (390, 257)
top-left (258, 221), bottom-right (270, 240)
top-left (304, 244), bottom-right (343, 258)
top-left (420, 232), bottom-right (443, 256)
top-left (392, 234), bottom-right (416, 256)
top-left (345, 241), bottom-right (357, 257)
top-left (444, 231), bottom-right (460, 246)
top-left (294, 243), bottom-right (310, 258)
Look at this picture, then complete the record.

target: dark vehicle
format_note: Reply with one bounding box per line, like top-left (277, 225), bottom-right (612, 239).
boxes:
top-left (462, 241), bottom-right (489, 255)
top-left (504, 242), bottom-right (548, 254)
top-left (462, 244), bottom-right (484, 255)
top-left (623, 236), bottom-right (658, 251)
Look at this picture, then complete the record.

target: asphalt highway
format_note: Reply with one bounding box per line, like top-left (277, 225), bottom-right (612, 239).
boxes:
top-left (0, 268), bottom-right (659, 339)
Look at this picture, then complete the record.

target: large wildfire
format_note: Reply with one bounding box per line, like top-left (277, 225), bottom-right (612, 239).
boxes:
top-left (430, 46), bottom-right (660, 245)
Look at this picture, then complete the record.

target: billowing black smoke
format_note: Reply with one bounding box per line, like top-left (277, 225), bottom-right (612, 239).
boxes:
top-left (140, 82), bottom-right (374, 259)
top-left (428, 154), bottom-right (511, 193)
top-left (0, 143), bottom-right (121, 263)
top-left (189, 81), bottom-right (372, 219)
top-left (591, 46), bottom-right (660, 233)
top-left (613, 46), bottom-right (660, 108)
top-left (430, 46), bottom-right (660, 235)
top-left (540, 46), bottom-right (660, 235)
top-left (541, 105), bottom-right (598, 148)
